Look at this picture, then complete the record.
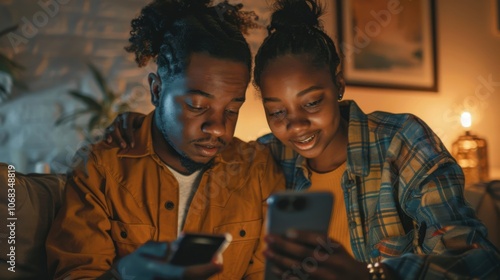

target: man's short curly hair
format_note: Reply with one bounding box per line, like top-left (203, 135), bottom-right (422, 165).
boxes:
top-left (125, 0), bottom-right (258, 82)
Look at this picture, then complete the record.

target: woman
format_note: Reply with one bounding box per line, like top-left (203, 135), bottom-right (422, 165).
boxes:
top-left (253, 1), bottom-right (500, 279)
top-left (108, 0), bottom-right (500, 279)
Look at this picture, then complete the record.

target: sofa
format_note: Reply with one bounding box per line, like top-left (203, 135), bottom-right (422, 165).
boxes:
top-left (463, 180), bottom-right (500, 249)
top-left (0, 162), bottom-right (499, 279)
top-left (0, 163), bottom-right (65, 280)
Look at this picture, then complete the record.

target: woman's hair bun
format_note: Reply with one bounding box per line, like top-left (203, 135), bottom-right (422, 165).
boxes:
top-left (269, 0), bottom-right (323, 32)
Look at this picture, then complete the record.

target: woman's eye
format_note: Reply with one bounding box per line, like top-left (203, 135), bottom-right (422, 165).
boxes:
top-left (305, 98), bottom-right (323, 108)
top-left (225, 109), bottom-right (239, 115)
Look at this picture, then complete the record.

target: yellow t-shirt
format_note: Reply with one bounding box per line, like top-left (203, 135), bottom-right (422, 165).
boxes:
top-left (309, 161), bottom-right (353, 257)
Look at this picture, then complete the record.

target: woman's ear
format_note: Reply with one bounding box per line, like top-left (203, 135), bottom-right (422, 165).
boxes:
top-left (148, 73), bottom-right (162, 107)
top-left (335, 72), bottom-right (346, 101)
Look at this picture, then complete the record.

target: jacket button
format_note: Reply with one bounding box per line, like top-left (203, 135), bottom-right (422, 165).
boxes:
top-left (120, 231), bottom-right (127, 238)
top-left (239, 230), bottom-right (246, 237)
top-left (349, 220), bottom-right (357, 228)
top-left (165, 201), bottom-right (175, 210)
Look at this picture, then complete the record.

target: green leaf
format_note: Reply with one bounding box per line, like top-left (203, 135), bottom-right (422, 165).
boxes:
top-left (0, 53), bottom-right (23, 75)
top-left (59, 61), bottom-right (131, 134)
top-left (116, 103), bottom-right (131, 113)
top-left (54, 109), bottom-right (95, 126)
top-left (0, 53), bottom-right (25, 92)
top-left (68, 90), bottom-right (102, 111)
top-left (87, 62), bottom-right (114, 102)
top-left (88, 114), bottom-right (101, 131)
top-left (0, 25), bottom-right (18, 38)
top-left (0, 25), bottom-right (24, 95)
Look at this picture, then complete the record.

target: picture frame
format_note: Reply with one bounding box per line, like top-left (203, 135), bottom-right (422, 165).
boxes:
top-left (495, 0), bottom-right (500, 35)
top-left (337, 0), bottom-right (438, 91)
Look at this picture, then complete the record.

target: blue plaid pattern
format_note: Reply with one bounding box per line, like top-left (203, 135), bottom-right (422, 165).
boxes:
top-left (258, 100), bottom-right (500, 279)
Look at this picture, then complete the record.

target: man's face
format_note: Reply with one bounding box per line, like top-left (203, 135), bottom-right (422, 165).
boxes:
top-left (153, 53), bottom-right (249, 168)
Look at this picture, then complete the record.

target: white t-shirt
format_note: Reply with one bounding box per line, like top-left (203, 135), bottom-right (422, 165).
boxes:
top-left (165, 165), bottom-right (202, 234)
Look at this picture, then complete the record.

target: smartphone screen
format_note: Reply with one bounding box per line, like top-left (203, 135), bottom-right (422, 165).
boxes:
top-left (169, 233), bottom-right (231, 266)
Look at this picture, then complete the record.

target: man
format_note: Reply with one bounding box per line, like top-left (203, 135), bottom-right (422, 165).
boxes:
top-left (45, 1), bottom-right (285, 279)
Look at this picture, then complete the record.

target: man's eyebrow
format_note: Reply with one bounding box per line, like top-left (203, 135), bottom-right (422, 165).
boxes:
top-left (233, 97), bottom-right (245, 102)
top-left (187, 90), bottom-right (245, 102)
top-left (263, 85), bottom-right (323, 103)
top-left (263, 97), bottom-right (281, 103)
top-left (187, 89), bottom-right (213, 98)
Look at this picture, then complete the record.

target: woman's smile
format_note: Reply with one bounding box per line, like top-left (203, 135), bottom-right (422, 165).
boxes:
top-left (290, 130), bottom-right (320, 151)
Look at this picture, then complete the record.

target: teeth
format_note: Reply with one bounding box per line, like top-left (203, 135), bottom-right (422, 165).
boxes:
top-left (297, 134), bottom-right (315, 143)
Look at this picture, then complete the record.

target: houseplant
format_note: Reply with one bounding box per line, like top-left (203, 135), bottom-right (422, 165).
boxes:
top-left (0, 25), bottom-right (24, 103)
top-left (55, 63), bottom-right (131, 139)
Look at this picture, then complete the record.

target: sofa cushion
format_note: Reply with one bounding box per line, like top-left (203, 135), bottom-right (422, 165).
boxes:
top-left (465, 180), bottom-right (500, 249)
top-left (0, 163), bottom-right (65, 280)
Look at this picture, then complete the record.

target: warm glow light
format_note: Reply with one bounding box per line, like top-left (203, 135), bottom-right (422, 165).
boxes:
top-left (461, 112), bottom-right (472, 129)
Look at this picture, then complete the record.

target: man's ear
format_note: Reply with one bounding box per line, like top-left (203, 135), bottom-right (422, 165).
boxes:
top-left (148, 73), bottom-right (162, 107)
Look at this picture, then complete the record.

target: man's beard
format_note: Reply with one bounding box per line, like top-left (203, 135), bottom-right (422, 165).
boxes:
top-left (165, 132), bottom-right (208, 174)
top-left (155, 109), bottom-right (208, 174)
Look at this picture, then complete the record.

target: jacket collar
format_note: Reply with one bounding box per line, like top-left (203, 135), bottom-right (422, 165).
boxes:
top-left (344, 100), bottom-right (370, 177)
top-left (117, 111), bottom-right (226, 165)
top-left (117, 111), bottom-right (156, 158)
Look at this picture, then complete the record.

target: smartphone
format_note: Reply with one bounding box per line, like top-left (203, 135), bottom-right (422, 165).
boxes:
top-left (168, 233), bottom-right (232, 266)
top-left (265, 191), bottom-right (333, 279)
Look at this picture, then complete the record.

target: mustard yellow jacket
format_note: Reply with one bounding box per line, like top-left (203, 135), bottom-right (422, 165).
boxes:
top-left (46, 113), bottom-right (285, 279)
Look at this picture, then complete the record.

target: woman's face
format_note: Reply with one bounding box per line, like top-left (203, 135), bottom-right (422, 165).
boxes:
top-left (260, 55), bottom-right (345, 163)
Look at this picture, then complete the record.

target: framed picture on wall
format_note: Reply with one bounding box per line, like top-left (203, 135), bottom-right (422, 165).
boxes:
top-left (337, 0), bottom-right (438, 91)
top-left (495, 0), bottom-right (500, 35)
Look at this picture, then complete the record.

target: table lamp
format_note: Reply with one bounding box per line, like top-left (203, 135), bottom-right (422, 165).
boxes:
top-left (451, 112), bottom-right (489, 186)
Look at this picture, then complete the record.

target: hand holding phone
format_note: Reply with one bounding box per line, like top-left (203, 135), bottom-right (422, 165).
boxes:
top-left (168, 233), bottom-right (232, 266)
top-left (265, 191), bottom-right (333, 280)
top-left (113, 241), bottom-right (223, 280)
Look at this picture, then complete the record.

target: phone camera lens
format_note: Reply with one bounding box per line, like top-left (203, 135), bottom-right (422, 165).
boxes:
top-left (292, 196), bottom-right (307, 211)
top-left (276, 198), bottom-right (289, 210)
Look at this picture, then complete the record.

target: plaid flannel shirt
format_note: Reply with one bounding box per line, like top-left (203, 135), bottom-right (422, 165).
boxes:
top-left (258, 100), bottom-right (500, 279)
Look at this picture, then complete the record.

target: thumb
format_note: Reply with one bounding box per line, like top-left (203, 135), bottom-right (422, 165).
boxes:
top-left (136, 241), bottom-right (169, 259)
top-left (213, 252), bottom-right (223, 265)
